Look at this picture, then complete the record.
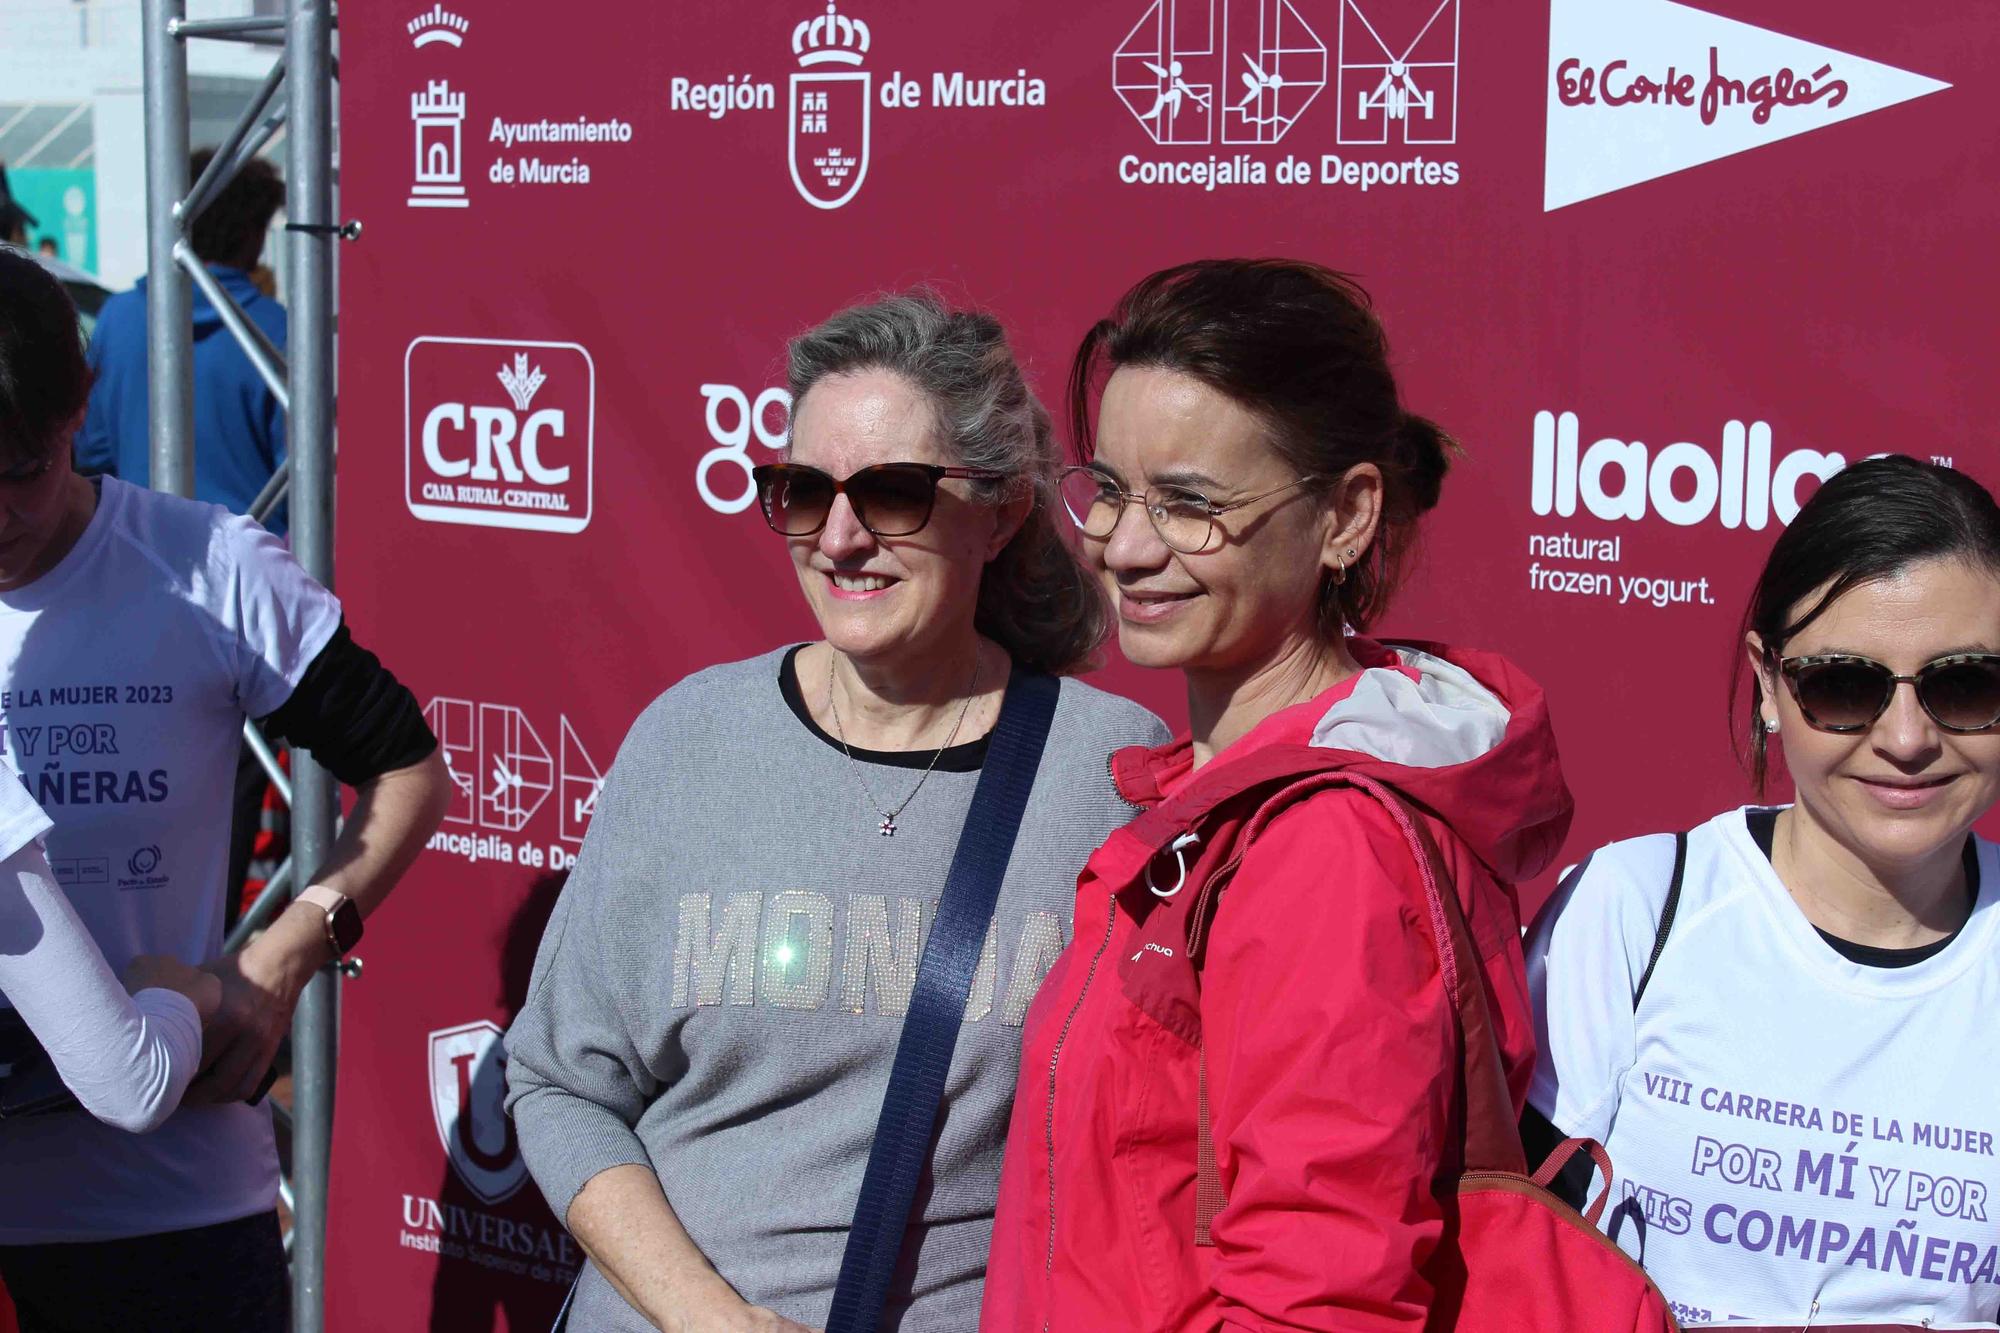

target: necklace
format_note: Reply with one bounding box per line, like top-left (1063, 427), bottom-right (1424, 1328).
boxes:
top-left (826, 649), bottom-right (982, 837)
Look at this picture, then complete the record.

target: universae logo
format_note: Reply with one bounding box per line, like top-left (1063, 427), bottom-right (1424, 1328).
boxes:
top-left (428, 1021), bottom-right (527, 1207)
top-left (405, 337), bottom-right (595, 534)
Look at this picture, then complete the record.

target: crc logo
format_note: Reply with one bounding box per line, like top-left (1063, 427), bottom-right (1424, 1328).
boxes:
top-left (698, 383), bottom-right (792, 515)
top-left (405, 337), bottom-right (595, 534)
top-left (1531, 409), bottom-right (1846, 529)
top-left (427, 1021), bottom-right (526, 1206)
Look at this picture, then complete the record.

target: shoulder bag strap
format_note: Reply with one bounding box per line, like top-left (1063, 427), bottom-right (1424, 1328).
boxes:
top-left (1192, 773), bottom-right (1524, 1245)
top-left (823, 668), bottom-right (1060, 1333)
top-left (1632, 831), bottom-right (1688, 1010)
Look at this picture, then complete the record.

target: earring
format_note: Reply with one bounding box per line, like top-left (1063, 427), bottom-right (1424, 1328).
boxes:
top-left (1763, 716), bottom-right (1781, 734)
top-left (1332, 554), bottom-right (1347, 586)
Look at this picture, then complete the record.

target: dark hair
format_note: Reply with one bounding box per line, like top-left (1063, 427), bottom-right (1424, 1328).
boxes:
top-left (1068, 257), bottom-right (1453, 634)
top-left (1732, 455), bottom-right (2000, 790)
top-left (188, 148), bottom-right (284, 269)
top-left (788, 290), bottom-right (1107, 676)
top-left (0, 246), bottom-right (89, 464)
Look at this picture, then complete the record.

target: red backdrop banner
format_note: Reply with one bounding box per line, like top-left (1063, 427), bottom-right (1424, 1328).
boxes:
top-left (328, 1), bottom-right (1996, 1326)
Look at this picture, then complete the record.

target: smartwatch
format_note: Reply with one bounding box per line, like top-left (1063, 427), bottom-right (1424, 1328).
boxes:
top-left (296, 885), bottom-right (363, 960)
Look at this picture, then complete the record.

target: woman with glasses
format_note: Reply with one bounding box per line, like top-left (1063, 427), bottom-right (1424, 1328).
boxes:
top-left (505, 291), bottom-right (1166, 1332)
top-left (982, 258), bottom-right (1574, 1330)
top-left (1526, 456), bottom-right (2000, 1328)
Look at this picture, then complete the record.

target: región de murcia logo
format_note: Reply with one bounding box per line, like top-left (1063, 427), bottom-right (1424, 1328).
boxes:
top-left (667, 0), bottom-right (1051, 212)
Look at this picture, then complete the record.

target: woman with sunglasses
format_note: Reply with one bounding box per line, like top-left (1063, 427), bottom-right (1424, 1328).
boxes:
top-left (505, 291), bottom-right (1166, 1332)
top-left (1526, 456), bottom-right (2000, 1328)
top-left (981, 259), bottom-right (1574, 1330)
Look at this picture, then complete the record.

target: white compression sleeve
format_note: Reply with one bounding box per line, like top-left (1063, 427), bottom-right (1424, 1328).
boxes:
top-left (0, 839), bottom-right (202, 1133)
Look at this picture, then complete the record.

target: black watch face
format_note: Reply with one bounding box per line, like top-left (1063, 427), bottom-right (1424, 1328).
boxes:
top-left (329, 900), bottom-right (364, 956)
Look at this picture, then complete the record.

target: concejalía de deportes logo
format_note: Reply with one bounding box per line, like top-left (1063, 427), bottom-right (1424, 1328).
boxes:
top-left (1113, 0), bottom-right (1463, 192)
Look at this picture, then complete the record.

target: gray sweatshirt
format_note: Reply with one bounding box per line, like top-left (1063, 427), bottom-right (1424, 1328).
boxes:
top-left (504, 648), bottom-right (1168, 1331)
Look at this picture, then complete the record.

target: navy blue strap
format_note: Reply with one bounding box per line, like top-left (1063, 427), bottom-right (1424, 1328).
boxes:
top-left (824, 667), bottom-right (1060, 1333)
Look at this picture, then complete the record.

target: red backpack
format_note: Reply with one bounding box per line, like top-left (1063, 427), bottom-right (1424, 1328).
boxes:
top-left (1190, 773), bottom-right (1681, 1333)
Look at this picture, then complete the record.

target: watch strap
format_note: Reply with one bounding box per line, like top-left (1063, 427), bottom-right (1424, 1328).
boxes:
top-left (296, 884), bottom-right (347, 916)
top-left (296, 884), bottom-right (357, 957)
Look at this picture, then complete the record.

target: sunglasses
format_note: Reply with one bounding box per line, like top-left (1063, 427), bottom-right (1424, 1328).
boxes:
top-left (1777, 653), bottom-right (2000, 734)
top-left (750, 462), bottom-right (1004, 538)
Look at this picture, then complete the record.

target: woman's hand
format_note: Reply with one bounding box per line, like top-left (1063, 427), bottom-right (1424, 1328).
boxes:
top-left (121, 954), bottom-right (223, 1023)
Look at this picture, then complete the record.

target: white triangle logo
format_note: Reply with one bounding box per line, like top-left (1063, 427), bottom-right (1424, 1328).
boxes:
top-left (1545, 0), bottom-right (1950, 211)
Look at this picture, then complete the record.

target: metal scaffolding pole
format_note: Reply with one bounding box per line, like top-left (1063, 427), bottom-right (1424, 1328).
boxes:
top-left (140, 0), bottom-right (192, 497)
top-left (143, 3), bottom-right (341, 1328)
top-left (285, 0), bottom-right (339, 1326)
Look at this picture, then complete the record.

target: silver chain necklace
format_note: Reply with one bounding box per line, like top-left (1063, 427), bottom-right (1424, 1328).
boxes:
top-left (826, 649), bottom-right (981, 837)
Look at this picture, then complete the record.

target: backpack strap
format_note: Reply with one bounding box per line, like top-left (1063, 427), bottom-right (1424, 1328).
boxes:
top-left (1632, 831), bottom-right (1688, 1010)
top-left (1192, 774), bottom-right (1526, 1246)
top-left (823, 668), bottom-right (1060, 1333)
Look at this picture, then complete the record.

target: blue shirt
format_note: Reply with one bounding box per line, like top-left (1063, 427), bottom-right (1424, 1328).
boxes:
top-left (75, 266), bottom-right (289, 536)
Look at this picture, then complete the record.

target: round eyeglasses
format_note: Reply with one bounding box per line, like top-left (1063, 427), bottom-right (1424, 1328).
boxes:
top-left (1057, 465), bottom-right (1318, 555)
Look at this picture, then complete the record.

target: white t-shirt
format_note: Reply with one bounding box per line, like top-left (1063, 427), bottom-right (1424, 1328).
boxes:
top-left (1527, 806), bottom-right (2000, 1329)
top-left (0, 477), bottom-right (339, 1241)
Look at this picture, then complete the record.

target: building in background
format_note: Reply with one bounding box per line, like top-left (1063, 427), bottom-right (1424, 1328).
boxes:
top-left (0, 0), bottom-right (329, 289)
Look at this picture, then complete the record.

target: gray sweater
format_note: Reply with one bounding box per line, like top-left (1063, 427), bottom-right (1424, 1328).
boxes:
top-left (504, 648), bottom-right (1168, 1331)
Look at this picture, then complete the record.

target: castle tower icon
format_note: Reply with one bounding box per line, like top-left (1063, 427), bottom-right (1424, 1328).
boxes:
top-left (409, 79), bottom-right (470, 208)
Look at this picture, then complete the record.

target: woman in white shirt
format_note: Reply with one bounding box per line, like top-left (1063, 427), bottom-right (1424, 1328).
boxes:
top-left (1527, 456), bottom-right (2000, 1330)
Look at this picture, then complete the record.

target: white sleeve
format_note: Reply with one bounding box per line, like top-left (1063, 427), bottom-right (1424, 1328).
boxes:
top-left (0, 840), bottom-right (202, 1134)
top-left (1522, 834), bottom-right (1679, 1141)
top-left (220, 515), bottom-right (342, 720)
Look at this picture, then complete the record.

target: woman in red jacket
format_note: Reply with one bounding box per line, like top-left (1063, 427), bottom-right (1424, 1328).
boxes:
top-left (982, 259), bottom-right (1574, 1331)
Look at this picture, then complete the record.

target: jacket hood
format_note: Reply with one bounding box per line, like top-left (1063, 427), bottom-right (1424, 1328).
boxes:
top-left (1114, 637), bottom-right (1573, 883)
top-left (134, 265), bottom-right (262, 337)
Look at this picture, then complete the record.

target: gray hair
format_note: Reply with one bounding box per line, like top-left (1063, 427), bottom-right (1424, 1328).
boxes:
top-left (787, 290), bottom-right (1107, 676)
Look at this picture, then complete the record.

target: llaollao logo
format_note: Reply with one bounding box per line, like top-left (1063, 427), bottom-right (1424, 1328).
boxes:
top-left (1531, 410), bottom-right (1845, 529)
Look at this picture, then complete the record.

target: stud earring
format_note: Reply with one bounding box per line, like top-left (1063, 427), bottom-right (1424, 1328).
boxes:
top-left (1763, 716), bottom-right (1781, 734)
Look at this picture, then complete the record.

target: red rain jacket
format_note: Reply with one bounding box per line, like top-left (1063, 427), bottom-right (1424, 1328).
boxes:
top-left (983, 640), bottom-right (1573, 1332)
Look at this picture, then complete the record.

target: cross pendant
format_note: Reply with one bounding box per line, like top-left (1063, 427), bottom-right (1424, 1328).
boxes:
top-left (879, 815), bottom-right (897, 837)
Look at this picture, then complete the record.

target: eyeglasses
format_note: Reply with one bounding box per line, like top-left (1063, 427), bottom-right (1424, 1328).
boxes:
top-left (1777, 653), bottom-right (2000, 734)
top-left (750, 462), bottom-right (1006, 538)
top-left (1058, 465), bottom-right (1317, 555)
